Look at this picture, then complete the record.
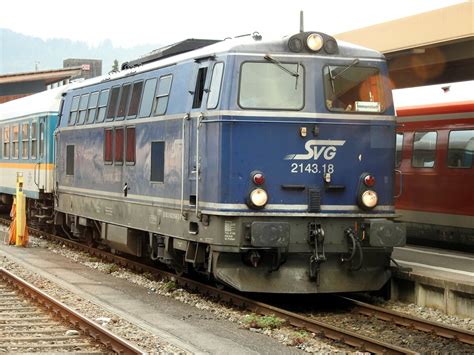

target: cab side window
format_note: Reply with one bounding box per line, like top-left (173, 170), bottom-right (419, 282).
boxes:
top-left (395, 133), bottom-right (403, 167)
top-left (207, 62), bottom-right (224, 109)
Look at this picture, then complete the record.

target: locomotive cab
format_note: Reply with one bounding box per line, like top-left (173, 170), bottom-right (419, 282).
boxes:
top-left (188, 31), bottom-right (406, 292)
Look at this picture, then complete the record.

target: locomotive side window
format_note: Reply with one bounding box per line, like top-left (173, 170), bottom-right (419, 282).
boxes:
top-left (127, 81), bottom-right (143, 118)
top-left (22, 123), bottom-right (29, 159)
top-left (104, 128), bottom-right (113, 164)
top-left (395, 133), bottom-right (403, 167)
top-left (193, 68), bottom-right (208, 109)
top-left (77, 94), bottom-right (90, 125)
top-left (106, 86), bottom-right (121, 120)
top-left (126, 127), bottom-right (136, 164)
top-left (154, 75), bottom-right (173, 115)
top-left (96, 89), bottom-right (110, 123)
top-left (86, 91), bottom-right (99, 124)
top-left (150, 141), bottom-right (165, 182)
top-left (115, 127), bottom-right (124, 164)
top-left (12, 124), bottom-right (19, 159)
top-left (412, 131), bottom-right (437, 168)
top-left (69, 96), bottom-right (80, 125)
top-left (116, 84), bottom-right (131, 120)
top-left (239, 62), bottom-right (304, 110)
top-left (66, 145), bottom-right (74, 176)
top-left (323, 65), bottom-right (384, 113)
top-left (139, 78), bottom-right (157, 118)
top-left (3, 126), bottom-right (10, 159)
top-left (207, 62), bottom-right (224, 109)
top-left (447, 130), bottom-right (474, 168)
top-left (31, 122), bottom-right (37, 159)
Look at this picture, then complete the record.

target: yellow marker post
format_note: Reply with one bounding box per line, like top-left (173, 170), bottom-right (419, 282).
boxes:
top-left (15, 173), bottom-right (27, 247)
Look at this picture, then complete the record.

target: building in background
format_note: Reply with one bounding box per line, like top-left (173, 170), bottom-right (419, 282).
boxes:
top-left (0, 67), bottom-right (82, 103)
top-left (63, 58), bottom-right (102, 80)
top-left (0, 58), bottom-right (103, 104)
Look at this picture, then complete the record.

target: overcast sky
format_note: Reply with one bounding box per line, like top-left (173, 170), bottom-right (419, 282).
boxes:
top-left (1, 0), bottom-right (467, 47)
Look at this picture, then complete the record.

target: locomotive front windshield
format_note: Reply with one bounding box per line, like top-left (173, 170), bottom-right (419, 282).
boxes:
top-left (323, 65), bottom-right (385, 113)
top-left (239, 62), bottom-right (304, 110)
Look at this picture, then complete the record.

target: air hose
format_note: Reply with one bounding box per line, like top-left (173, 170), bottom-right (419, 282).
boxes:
top-left (341, 227), bottom-right (363, 271)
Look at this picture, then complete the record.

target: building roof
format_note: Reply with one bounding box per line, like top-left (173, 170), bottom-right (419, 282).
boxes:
top-left (334, 2), bottom-right (473, 53)
top-left (0, 67), bottom-right (82, 85)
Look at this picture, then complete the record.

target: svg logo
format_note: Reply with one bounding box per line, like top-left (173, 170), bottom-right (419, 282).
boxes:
top-left (284, 140), bottom-right (346, 160)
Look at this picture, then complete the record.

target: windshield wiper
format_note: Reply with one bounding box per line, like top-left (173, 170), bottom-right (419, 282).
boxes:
top-left (329, 58), bottom-right (360, 93)
top-left (264, 54), bottom-right (299, 78)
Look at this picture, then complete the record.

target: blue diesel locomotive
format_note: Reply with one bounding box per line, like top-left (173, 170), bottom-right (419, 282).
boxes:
top-left (3, 31), bottom-right (405, 293)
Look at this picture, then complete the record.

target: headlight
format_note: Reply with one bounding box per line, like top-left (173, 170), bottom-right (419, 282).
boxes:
top-left (288, 37), bottom-right (303, 52)
top-left (361, 190), bottom-right (378, 209)
top-left (306, 33), bottom-right (324, 52)
top-left (249, 188), bottom-right (268, 209)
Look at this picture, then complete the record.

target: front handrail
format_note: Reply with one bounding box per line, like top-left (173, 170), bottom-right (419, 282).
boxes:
top-left (394, 169), bottom-right (403, 198)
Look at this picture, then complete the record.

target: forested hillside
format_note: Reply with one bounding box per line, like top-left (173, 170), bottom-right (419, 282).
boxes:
top-left (0, 28), bottom-right (161, 74)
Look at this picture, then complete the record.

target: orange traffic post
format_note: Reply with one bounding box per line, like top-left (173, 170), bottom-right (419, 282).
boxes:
top-left (15, 173), bottom-right (28, 247)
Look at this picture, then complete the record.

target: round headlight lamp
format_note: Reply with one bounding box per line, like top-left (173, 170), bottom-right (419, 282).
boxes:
top-left (361, 190), bottom-right (378, 209)
top-left (324, 39), bottom-right (338, 54)
top-left (249, 188), bottom-right (268, 209)
top-left (306, 33), bottom-right (324, 52)
top-left (288, 37), bottom-right (303, 52)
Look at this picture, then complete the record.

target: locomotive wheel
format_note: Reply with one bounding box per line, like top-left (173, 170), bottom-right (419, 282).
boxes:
top-left (172, 252), bottom-right (187, 276)
top-left (214, 281), bottom-right (226, 290)
top-left (84, 227), bottom-right (99, 248)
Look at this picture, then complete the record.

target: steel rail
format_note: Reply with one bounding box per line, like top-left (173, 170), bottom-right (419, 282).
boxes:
top-left (340, 296), bottom-right (474, 346)
top-left (0, 267), bottom-right (145, 355)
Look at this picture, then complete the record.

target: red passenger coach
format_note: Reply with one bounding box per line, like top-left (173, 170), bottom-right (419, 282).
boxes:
top-left (393, 81), bottom-right (474, 251)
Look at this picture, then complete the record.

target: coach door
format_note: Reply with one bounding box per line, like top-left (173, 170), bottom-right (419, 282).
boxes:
top-left (34, 116), bottom-right (48, 191)
top-left (184, 60), bottom-right (211, 218)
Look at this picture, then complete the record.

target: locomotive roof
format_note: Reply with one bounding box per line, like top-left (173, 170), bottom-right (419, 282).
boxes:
top-left (66, 31), bottom-right (385, 92)
top-left (0, 31), bottom-right (386, 116)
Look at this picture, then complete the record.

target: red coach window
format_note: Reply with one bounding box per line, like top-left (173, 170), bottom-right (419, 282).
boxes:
top-left (104, 128), bottom-right (113, 164)
top-left (412, 131), bottom-right (437, 168)
top-left (126, 127), bottom-right (136, 164)
top-left (115, 127), bottom-right (124, 164)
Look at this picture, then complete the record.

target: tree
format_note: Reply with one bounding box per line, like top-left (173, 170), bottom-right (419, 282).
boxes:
top-left (111, 59), bottom-right (119, 72)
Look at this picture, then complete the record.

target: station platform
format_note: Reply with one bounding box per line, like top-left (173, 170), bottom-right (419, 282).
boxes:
top-left (391, 245), bottom-right (474, 318)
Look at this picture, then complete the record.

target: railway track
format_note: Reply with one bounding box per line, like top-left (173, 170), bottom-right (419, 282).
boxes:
top-left (339, 296), bottom-right (474, 346)
top-left (2, 217), bottom-right (474, 353)
top-left (0, 267), bottom-right (144, 354)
